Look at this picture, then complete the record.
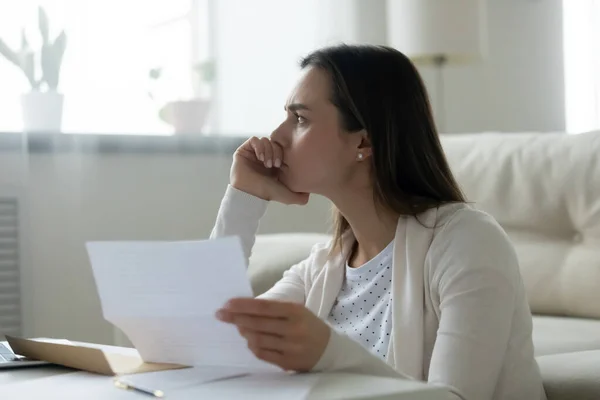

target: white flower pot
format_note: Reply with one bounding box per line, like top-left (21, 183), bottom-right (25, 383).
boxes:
top-left (20, 91), bottom-right (64, 133)
top-left (159, 99), bottom-right (210, 134)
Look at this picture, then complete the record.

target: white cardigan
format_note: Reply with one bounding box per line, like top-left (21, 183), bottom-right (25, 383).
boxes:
top-left (211, 186), bottom-right (546, 400)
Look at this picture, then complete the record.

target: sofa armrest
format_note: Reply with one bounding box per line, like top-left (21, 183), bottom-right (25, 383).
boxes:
top-left (248, 233), bottom-right (331, 296)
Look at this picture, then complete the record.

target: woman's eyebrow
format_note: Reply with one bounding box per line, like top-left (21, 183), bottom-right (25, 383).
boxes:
top-left (285, 103), bottom-right (311, 112)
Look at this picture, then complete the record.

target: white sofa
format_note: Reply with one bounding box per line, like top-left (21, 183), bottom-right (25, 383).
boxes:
top-left (247, 131), bottom-right (600, 400)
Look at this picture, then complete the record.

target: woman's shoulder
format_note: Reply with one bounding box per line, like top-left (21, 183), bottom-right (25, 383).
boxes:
top-left (424, 202), bottom-right (520, 279)
top-left (431, 202), bottom-right (514, 250)
top-left (433, 202), bottom-right (503, 234)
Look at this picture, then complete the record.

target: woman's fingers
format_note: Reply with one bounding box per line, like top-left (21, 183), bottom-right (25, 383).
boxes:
top-left (250, 347), bottom-right (287, 369)
top-left (247, 136), bottom-right (283, 169)
top-left (232, 137), bottom-right (305, 206)
top-left (259, 137), bottom-right (273, 168)
top-left (219, 299), bottom-right (332, 372)
top-left (271, 142), bottom-right (283, 168)
top-left (238, 328), bottom-right (291, 352)
top-left (227, 314), bottom-right (290, 336)
top-left (248, 136), bottom-right (264, 162)
top-left (237, 328), bottom-right (303, 367)
top-left (221, 298), bottom-right (300, 318)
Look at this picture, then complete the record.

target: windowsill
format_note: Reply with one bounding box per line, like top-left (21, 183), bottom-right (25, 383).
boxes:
top-left (0, 132), bottom-right (248, 154)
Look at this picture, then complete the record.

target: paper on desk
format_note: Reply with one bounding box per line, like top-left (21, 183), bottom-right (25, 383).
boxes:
top-left (4, 370), bottom-right (321, 400)
top-left (172, 372), bottom-right (322, 400)
top-left (117, 366), bottom-right (249, 393)
top-left (86, 236), bottom-right (276, 372)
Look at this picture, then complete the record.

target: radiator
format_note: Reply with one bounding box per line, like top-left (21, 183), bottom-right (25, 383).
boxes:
top-left (0, 197), bottom-right (21, 337)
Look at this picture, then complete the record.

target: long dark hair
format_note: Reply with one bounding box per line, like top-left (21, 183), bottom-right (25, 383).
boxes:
top-left (300, 44), bottom-right (466, 251)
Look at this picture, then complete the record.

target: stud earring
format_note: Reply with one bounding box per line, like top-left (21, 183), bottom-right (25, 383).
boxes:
top-left (357, 152), bottom-right (364, 161)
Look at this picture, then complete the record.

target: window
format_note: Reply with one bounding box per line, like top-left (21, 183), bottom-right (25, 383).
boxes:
top-left (563, 0), bottom-right (600, 134)
top-left (0, 0), bottom-right (211, 134)
top-left (0, 1), bottom-right (375, 135)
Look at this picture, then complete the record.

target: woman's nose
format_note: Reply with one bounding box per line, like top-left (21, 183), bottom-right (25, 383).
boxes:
top-left (270, 122), bottom-right (288, 147)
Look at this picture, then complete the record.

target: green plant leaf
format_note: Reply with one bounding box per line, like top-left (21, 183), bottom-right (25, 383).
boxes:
top-left (38, 6), bottom-right (50, 44)
top-left (41, 30), bottom-right (67, 90)
top-left (20, 51), bottom-right (36, 88)
top-left (54, 30), bottom-right (67, 58)
top-left (16, 30), bottom-right (37, 89)
top-left (0, 38), bottom-right (36, 88)
top-left (20, 29), bottom-right (29, 52)
top-left (0, 38), bottom-right (20, 67)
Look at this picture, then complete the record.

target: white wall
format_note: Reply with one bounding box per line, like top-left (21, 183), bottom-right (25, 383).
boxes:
top-left (314, 0), bottom-right (566, 132)
top-left (415, 0), bottom-right (566, 133)
top-left (1, 151), bottom-right (331, 344)
top-left (214, 0), bottom-right (566, 135)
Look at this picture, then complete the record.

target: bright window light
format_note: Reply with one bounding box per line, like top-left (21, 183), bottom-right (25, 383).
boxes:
top-left (0, 0), bottom-right (352, 136)
top-left (0, 0), bottom-right (208, 135)
top-left (563, 0), bottom-right (600, 134)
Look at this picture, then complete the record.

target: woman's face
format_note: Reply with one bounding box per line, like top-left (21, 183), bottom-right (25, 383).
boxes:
top-left (271, 67), bottom-right (366, 196)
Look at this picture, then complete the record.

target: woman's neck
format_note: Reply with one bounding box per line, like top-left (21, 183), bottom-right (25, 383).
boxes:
top-left (329, 185), bottom-right (398, 268)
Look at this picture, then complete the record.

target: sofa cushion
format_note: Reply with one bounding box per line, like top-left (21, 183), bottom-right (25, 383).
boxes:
top-left (248, 233), bottom-right (331, 296)
top-left (441, 132), bottom-right (600, 319)
top-left (533, 315), bottom-right (600, 356)
top-left (537, 350), bottom-right (600, 400)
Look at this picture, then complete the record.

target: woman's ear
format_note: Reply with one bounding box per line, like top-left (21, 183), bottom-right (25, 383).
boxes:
top-left (356, 130), bottom-right (372, 161)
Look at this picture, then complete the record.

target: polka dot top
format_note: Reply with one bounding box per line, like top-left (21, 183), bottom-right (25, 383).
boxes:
top-left (326, 241), bottom-right (394, 361)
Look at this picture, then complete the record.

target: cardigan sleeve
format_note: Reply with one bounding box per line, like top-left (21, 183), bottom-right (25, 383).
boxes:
top-left (210, 184), bottom-right (307, 303)
top-left (425, 209), bottom-right (522, 400)
top-left (210, 184), bottom-right (268, 262)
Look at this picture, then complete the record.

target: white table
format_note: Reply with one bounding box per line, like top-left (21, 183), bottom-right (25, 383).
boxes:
top-left (1, 342), bottom-right (451, 399)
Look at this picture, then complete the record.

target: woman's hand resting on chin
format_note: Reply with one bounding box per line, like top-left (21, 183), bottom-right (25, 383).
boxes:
top-left (216, 298), bottom-right (331, 372)
top-left (230, 136), bottom-right (309, 205)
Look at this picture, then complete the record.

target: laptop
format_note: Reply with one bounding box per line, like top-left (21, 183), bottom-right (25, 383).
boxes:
top-left (0, 342), bottom-right (49, 369)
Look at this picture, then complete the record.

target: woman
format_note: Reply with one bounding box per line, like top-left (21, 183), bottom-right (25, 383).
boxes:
top-left (214, 44), bottom-right (546, 400)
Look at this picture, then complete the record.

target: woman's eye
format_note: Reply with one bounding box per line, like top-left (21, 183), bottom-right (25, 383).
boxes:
top-left (296, 115), bottom-right (307, 124)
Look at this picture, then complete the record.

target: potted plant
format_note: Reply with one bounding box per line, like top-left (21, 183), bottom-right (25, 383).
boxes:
top-left (0, 7), bottom-right (67, 132)
top-left (149, 61), bottom-right (214, 134)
